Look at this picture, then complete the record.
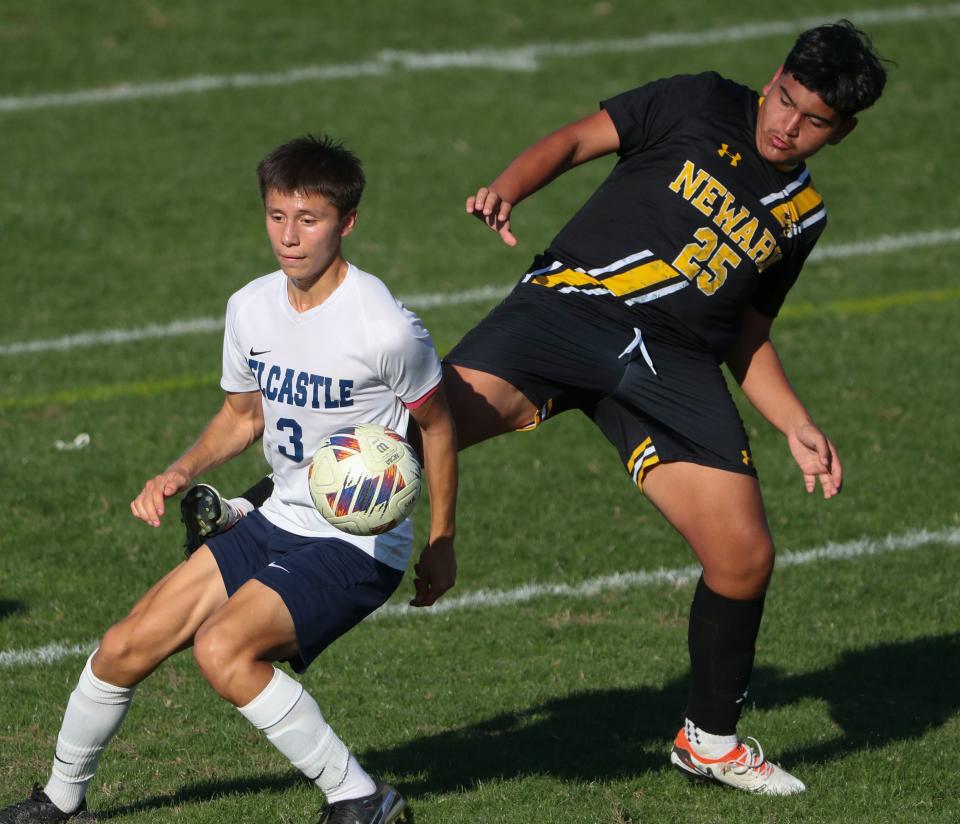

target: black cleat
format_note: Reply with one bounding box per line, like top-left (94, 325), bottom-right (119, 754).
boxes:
top-left (179, 483), bottom-right (240, 558)
top-left (0, 785), bottom-right (97, 823)
top-left (316, 782), bottom-right (408, 824)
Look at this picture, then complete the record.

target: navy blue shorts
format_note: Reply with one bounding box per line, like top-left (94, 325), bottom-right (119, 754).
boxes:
top-left (207, 511), bottom-right (403, 673)
top-left (445, 282), bottom-right (756, 489)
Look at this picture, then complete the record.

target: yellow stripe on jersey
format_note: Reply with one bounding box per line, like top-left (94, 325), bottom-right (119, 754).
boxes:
top-left (602, 259), bottom-right (683, 296)
top-left (790, 185), bottom-right (823, 218)
top-left (770, 200), bottom-right (797, 230)
top-left (532, 260), bottom-right (683, 299)
top-left (530, 269), bottom-right (603, 290)
top-left (771, 184), bottom-right (824, 230)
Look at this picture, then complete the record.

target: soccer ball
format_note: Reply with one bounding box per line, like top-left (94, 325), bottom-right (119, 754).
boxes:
top-left (308, 423), bottom-right (422, 536)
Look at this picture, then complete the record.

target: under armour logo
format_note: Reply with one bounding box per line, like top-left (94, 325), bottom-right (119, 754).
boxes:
top-left (718, 143), bottom-right (741, 167)
top-left (741, 449), bottom-right (753, 467)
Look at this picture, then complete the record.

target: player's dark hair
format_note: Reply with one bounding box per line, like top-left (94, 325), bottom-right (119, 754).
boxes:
top-left (257, 134), bottom-right (365, 214)
top-left (783, 20), bottom-right (888, 116)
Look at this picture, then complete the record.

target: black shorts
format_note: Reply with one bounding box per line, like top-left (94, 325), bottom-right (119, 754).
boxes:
top-left (444, 283), bottom-right (756, 488)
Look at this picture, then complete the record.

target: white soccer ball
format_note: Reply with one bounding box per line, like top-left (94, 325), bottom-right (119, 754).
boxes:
top-left (308, 423), bottom-right (422, 536)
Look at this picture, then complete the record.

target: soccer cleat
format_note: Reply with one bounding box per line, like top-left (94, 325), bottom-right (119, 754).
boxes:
top-left (316, 782), bottom-right (408, 824)
top-left (179, 483), bottom-right (241, 557)
top-left (670, 727), bottom-right (806, 795)
top-left (0, 785), bottom-right (97, 822)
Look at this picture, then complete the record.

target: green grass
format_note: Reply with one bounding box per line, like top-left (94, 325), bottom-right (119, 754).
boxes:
top-left (2, 1), bottom-right (960, 822)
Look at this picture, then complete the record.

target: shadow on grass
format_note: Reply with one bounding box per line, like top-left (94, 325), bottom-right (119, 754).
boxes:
top-left (363, 632), bottom-right (960, 795)
top-left (95, 774), bottom-right (300, 820)
top-left (94, 631), bottom-right (960, 817)
top-left (0, 600), bottom-right (26, 620)
top-left (756, 631), bottom-right (960, 765)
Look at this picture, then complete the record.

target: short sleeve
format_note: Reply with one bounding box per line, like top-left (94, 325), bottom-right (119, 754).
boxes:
top-left (601, 72), bottom-right (720, 157)
top-left (376, 306), bottom-right (443, 406)
top-left (752, 219), bottom-right (827, 318)
top-left (220, 295), bottom-right (259, 393)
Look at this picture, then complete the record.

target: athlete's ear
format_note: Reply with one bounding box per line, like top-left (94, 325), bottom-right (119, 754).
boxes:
top-left (340, 208), bottom-right (358, 238)
top-left (762, 65), bottom-right (783, 96)
top-left (828, 116), bottom-right (858, 146)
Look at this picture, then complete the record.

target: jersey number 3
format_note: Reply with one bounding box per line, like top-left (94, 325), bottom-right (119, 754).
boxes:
top-left (276, 418), bottom-right (304, 462)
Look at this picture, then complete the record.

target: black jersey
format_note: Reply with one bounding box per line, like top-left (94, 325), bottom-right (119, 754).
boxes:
top-left (529, 71), bottom-right (826, 355)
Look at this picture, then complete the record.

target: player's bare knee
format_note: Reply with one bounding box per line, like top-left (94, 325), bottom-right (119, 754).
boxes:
top-left (193, 621), bottom-right (240, 693)
top-left (740, 541), bottom-right (775, 588)
top-left (698, 531), bottom-right (774, 597)
top-left (95, 621), bottom-right (150, 683)
top-left (442, 362), bottom-right (533, 447)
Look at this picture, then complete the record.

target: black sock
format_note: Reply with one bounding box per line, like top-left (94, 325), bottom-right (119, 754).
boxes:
top-left (685, 575), bottom-right (765, 735)
top-left (240, 475), bottom-right (274, 508)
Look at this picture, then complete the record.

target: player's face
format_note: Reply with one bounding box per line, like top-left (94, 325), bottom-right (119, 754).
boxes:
top-left (264, 189), bottom-right (356, 284)
top-left (755, 72), bottom-right (857, 166)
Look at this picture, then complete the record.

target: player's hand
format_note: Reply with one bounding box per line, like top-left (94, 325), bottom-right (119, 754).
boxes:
top-left (787, 422), bottom-right (843, 498)
top-left (410, 536), bottom-right (457, 607)
top-left (130, 468), bottom-right (192, 527)
top-left (466, 187), bottom-right (517, 246)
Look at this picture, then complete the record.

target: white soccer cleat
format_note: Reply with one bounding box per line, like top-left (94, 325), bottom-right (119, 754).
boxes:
top-left (670, 727), bottom-right (806, 795)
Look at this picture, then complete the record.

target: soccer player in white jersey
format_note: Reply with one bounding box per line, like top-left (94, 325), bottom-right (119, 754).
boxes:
top-left (0, 135), bottom-right (457, 824)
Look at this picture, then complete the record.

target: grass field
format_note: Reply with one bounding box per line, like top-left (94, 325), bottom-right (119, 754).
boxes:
top-left (2, 1), bottom-right (959, 822)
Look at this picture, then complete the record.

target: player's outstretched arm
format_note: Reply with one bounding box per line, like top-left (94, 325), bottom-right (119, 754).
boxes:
top-left (406, 385), bottom-right (458, 607)
top-left (466, 108), bottom-right (620, 246)
top-left (725, 308), bottom-right (843, 498)
top-left (131, 390), bottom-right (265, 527)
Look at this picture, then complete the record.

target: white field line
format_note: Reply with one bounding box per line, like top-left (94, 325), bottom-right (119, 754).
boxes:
top-left (2, 526), bottom-right (957, 669)
top-left (375, 526), bottom-right (960, 618)
top-left (1, 4), bottom-right (958, 113)
top-left (807, 226), bottom-right (960, 262)
top-left (2, 226), bottom-right (959, 357)
top-left (0, 641), bottom-right (95, 669)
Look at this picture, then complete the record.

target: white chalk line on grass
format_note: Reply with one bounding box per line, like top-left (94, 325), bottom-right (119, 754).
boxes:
top-left (2, 526), bottom-right (957, 669)
top-left (0, 283), bottom-right (513, 356)
top-left (1, 3), bottom-right (958, 113)
top-left (2, 227), bottom-right (960, 358)
top-left (0, 641), bottom-right (96, 669)
top-left (375, 526), bottom-right (960, 619)
top-left (806, 226), bottom-right (960, 263)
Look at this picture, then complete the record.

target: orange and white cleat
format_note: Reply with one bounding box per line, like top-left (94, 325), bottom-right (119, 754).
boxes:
top-left (670, 727), bottom-right (806, 795)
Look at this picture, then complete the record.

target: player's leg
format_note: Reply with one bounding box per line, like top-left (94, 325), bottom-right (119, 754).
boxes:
top-left (192, 535), bottom-right (407, 822)
top-left (441, 362), bottom-right (539, 448)
top-left (645, 462), bottom-right (773, 599)
top-left (94, 547), bottom-right (229, 685)
top-left (588, 375), bottom-right (803, 794)
top-left (442, 282), bottom-right (624, 449)
top-left (642, 463), bottom-right (802, 793)
top-left (2, 549), bottom-right (231, 820)
top-left (642, 462), bottom-right (773, 726)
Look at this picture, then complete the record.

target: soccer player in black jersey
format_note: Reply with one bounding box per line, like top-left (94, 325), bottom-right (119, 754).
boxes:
top-left (172, 19), bottom-right (887, 798)
top-left (446, 20), bottom-right (887, 794)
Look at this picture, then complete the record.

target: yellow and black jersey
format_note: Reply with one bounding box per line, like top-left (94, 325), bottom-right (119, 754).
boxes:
top-left (527, 71), bottom-right (826, 355)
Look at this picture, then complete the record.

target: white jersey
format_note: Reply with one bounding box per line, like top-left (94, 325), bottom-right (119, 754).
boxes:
top-left (220, 263), bottom-right (442, 570)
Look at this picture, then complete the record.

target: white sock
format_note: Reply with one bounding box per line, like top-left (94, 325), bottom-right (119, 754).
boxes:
top-left (44, 652), bottom-right (135, 813)
top-left (684, 718), bottom-right (738, 758)
top-left (238, 668), bottom-right (376, 803)
top-left (227, 497), bottom-right (254, 517)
